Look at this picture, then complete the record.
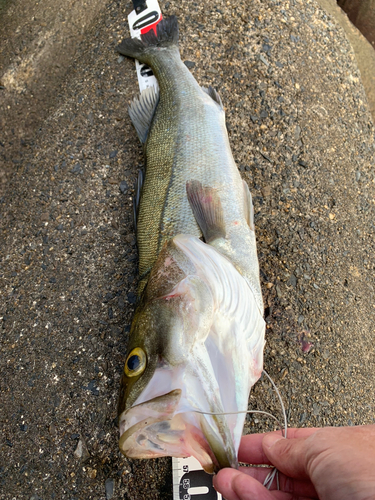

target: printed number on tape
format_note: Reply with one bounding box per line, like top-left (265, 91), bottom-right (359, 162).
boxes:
top-left (128, 0), bottom-right (162, 92)
top-left (172, 457), bottom-right (222, 500)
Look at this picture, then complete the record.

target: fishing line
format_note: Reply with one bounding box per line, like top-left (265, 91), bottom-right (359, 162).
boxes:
top-left (191, 369), bottom-right (288, 490)
top-left (190, 408), bottom-right (283, 428)
top-left (258, 369), bottom-right (287, 490)
top-left (262, 369), bottom-right (288, 440)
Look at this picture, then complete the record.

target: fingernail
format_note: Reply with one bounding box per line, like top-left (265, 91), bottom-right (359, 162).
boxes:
top-left (263, 434), bottom-right (284, 450)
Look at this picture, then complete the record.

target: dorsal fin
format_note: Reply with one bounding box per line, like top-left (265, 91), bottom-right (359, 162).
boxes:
top-left (201, 85), bottom-right (224, 109)
top-left (128, 86), bottom-right (159, 144)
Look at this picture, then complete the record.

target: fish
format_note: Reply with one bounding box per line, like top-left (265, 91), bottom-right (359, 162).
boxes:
top-left (117, 16), bottom-right (265, 473)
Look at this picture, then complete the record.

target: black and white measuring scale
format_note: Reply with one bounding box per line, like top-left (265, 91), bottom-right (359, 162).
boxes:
top-left (127, 1), bottom-right (223, 499)
top-left (127, 0), bottom-right (162, 92)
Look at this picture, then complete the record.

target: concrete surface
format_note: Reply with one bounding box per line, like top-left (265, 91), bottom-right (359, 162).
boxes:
top-left (1, 0), bottom-right (375, 499)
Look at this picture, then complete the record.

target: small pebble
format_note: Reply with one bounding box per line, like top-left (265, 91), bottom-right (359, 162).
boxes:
top-left (119, 180), bottom-right (129, 194)
top-left (74, 437), bottom-right (90, 461)
top-left (259, 54), bottom-right (269, 66)
top-left (105, 478), bottom-right (115, 499)
top-left (127, 292), bottom-right (137, 304)
top-left (87, 467), bottom-right (97, 479)
top-left (293, 124), bottom-right (301, 141)
top-left (288, 275), bottom-right (297, 287)
top-left (313, 403), bottom-right (320, 416)
top-left (262, 185), bottom-right (271, 198)
top-left (86, 380), bottom-right (99, 396)
top-left (72, 163), bottom-right (82, 174)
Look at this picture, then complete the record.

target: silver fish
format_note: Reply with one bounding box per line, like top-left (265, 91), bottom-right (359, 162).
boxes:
top-left (117, 16), bottom-right (265, 472)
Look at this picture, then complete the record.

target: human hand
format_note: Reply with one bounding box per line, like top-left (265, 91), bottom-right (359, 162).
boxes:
top-left (213, 425), bottom-right (375, 500)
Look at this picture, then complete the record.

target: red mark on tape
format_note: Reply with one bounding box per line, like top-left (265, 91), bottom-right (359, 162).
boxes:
top-left (140, 15), bottom-right (163, 35)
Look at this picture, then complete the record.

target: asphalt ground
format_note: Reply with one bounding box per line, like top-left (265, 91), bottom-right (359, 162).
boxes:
top-left (1, 0), bottom-right (375, 498)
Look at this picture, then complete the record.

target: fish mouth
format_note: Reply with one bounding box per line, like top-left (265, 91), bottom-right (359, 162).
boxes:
top-left (118, 388), bottom-right (238, 473)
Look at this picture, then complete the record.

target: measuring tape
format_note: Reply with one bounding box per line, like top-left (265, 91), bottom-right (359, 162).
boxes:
top-left (127, 2), bottom-right (223, 499)
top-left (172, 456), bottom-right (222, 500)
top-left (127, 0), bottom-right (162, 92)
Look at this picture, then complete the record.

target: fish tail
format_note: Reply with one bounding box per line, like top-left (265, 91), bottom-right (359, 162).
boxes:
top-left (117, 16), bottom-right (179, 63)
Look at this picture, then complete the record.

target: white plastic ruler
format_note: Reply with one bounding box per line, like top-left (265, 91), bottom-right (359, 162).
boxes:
top-left (127, 3), bottom-right (223, 499)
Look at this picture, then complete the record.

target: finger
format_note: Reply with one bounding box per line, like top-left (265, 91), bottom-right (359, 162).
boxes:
top-left (214, 469), bottom-right (316, 500)
top-left (213, 469), bottom-right (293, 500)
top-left (238, 432), bottom-right (271, 464)
top-left (239, 428), bottom-right (318, 465)
top-left (282, 427), bottom-right (319, 439)
top-left (263, 434), bottom-right (313, 479)
top-left (238, 466), bottom-right (318, 497)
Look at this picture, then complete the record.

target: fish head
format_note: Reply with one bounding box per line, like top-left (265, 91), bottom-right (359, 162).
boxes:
top-left (118, 236), bottom-right (265, 473)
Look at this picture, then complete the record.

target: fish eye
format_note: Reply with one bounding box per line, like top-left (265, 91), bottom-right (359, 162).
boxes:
top-left (124, 347), bottom-right (147, 377)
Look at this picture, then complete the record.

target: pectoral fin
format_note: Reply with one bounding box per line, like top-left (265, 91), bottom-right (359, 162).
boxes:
top-left (186, 181), bottom-right (226, 243)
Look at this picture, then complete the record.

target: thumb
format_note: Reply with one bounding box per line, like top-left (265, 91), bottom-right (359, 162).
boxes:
top-left (262, 434), bottom-right (310, 479)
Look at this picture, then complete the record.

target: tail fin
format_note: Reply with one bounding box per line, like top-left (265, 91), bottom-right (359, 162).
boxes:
top-left (117, 16), bottom-right (179, 62)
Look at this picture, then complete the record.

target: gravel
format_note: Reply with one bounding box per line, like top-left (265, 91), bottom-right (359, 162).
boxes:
top-left (1, 0), bottom-right (375, 498)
